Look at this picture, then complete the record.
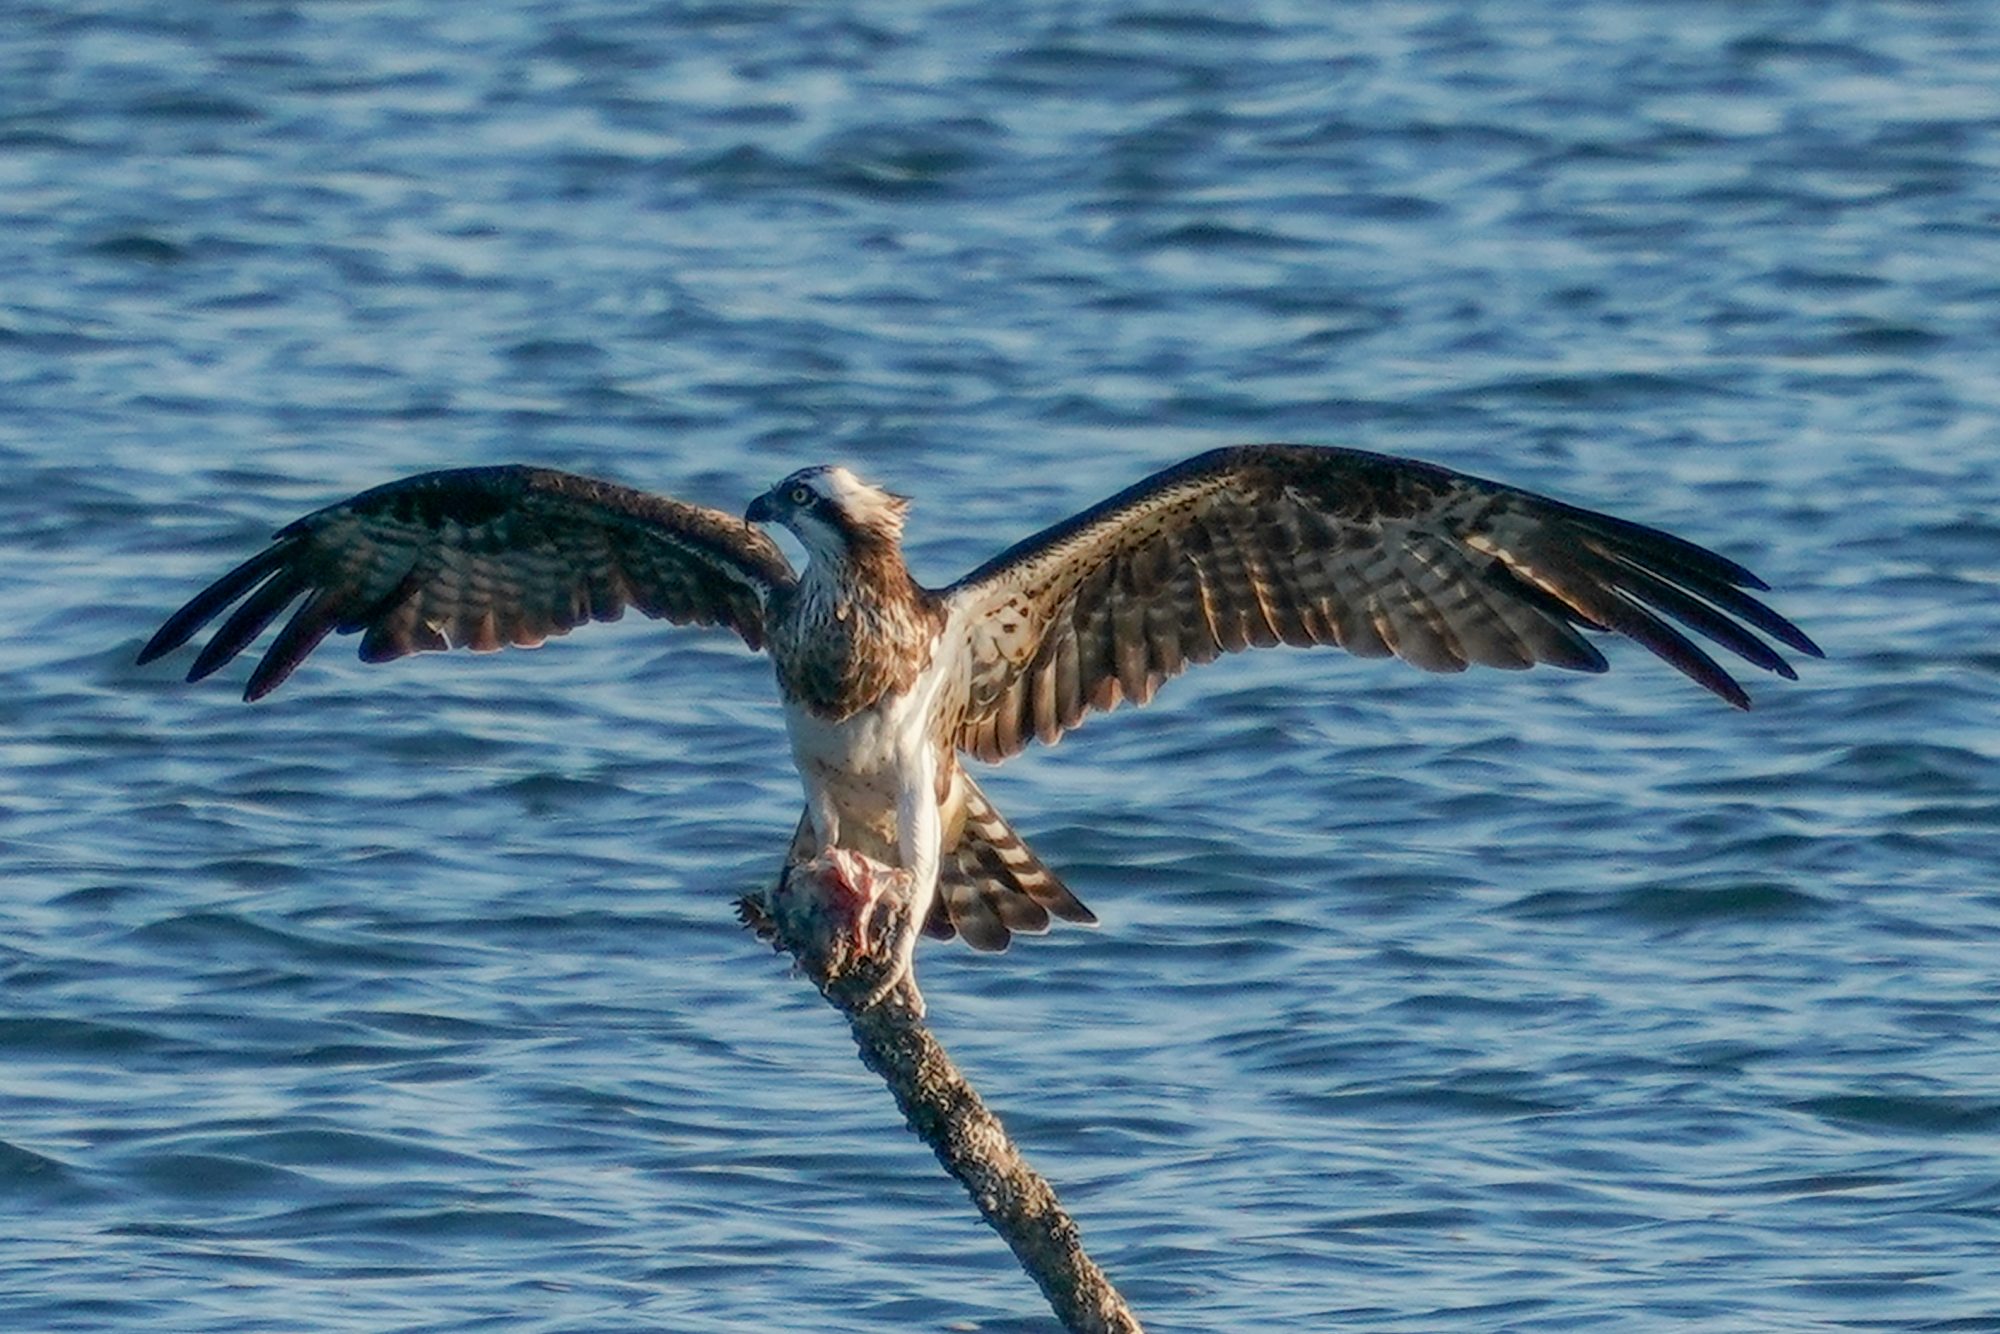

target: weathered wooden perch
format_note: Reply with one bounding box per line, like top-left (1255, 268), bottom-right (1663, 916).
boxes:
top-left (741, 849), bottom-right (1143, 1334)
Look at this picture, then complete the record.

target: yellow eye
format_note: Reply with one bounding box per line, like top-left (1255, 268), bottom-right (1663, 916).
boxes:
top-left (789, 485), bottom-right (811, 505)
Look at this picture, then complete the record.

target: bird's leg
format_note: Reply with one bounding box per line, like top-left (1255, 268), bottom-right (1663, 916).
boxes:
top-left (798, 780), bottom-right (897, 951)
top-left (807, 785), bottom-right (842, 855)
top-left (803, 783), bottom-right (865, 899)
top-left (853, 761), bottom-right (941, 1009)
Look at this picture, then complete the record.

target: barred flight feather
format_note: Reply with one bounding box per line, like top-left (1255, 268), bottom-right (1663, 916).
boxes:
top-left (138, 466), bottom-right (793, 701)
top-left (946, 445), bottom-right (1822, 760)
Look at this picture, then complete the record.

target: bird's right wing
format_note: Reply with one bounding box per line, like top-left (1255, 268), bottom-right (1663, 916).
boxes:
top-left (138, 465), bottom-right (796, 700)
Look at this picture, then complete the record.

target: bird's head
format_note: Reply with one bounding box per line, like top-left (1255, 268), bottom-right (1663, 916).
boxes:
top-left (746, 465), bottom-right (910, 562)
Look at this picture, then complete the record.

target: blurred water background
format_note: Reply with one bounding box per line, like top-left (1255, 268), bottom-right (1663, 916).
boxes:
top-left (5, 2), bottom-right (2000, 1329)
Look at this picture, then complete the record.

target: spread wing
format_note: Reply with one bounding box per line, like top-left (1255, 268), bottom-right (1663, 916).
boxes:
top-left (944, 445), bottom-right (1821, 761)
top-left (138, 465), bottom-right (796, 701)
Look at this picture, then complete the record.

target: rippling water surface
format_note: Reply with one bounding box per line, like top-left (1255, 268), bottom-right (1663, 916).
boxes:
top-left (6, 2), bottom-right (2000, 1330)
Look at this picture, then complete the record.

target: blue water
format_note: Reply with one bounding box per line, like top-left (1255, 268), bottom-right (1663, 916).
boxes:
top-left (6, 2), bottom-right (2000, 1329)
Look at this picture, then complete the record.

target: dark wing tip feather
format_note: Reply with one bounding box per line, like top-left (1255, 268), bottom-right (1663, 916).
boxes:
top-left (1591, 582), bottom-right (1753, 709)
top-left (1597, 552), bottom-right (1798, 680)
top-left (242, 591), bottom-right (342, 701)
top-left (136, 543), bottom-right (293, 666)
top-left (185, 567), bottom-right (310, 686)
top-left (1567, 508), bottom-right (1823, 661)
top-left (1505, 502), bottom-right (1818, 707)
top-left (1755, 600), bottom-right (1824, 660)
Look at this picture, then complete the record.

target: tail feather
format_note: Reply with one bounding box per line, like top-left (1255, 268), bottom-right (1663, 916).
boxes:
top-left (937, 774), bottom-right (1096, 952)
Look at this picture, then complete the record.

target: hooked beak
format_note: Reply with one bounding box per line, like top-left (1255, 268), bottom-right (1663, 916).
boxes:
top-left (744, 490), bottom-right (778, 524)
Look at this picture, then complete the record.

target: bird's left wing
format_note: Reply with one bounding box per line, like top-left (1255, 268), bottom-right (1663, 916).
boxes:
top-left (943, 445), bottom-right (1820, 761)
top-left (138, 465), bottom-right (795, 700)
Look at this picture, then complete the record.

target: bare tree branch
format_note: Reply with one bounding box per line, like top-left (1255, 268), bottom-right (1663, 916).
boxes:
top-left (743, 851), bottom-right (1144, 1334)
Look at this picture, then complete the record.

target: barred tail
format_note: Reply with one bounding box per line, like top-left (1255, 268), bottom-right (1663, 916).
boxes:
top-left (933, 773), bottom-right (1096, 952)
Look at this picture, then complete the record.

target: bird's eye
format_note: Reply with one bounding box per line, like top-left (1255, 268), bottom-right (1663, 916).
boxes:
top-left (789, 486), bottom-right (812, 505)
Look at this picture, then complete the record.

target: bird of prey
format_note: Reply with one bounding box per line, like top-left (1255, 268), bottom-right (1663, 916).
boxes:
top-left (138, 445), bottom-right (1820, 993)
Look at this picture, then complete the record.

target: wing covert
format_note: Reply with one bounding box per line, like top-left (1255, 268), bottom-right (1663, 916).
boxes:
top-left (139, 465), bottom-right (796, 700)
top-left (944, 445), bottom-right (1820, 761)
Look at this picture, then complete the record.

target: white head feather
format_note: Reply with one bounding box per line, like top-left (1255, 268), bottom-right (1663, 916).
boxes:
top-left (803, 467), bottom-right (909, 538)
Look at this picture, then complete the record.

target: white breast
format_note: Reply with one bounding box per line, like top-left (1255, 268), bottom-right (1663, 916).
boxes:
top-left (783, 645), bottom-right (956, 859)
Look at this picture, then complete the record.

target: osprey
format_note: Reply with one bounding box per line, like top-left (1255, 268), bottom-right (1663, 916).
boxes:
top-left (139, 445), bottom-right (1820, 992)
